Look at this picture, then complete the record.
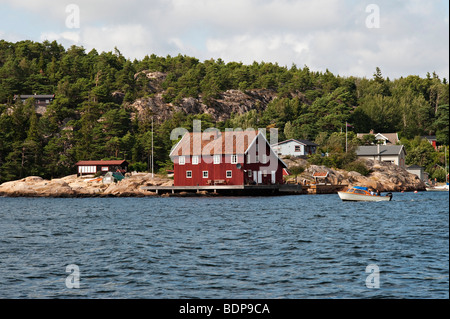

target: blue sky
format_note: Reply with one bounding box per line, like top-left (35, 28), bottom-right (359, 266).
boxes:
top-left (0, 0), bottom-right (448, 80)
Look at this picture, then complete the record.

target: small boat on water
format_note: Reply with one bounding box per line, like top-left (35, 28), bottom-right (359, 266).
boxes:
top-left (426, 184), bottom-right (449, 192)
top-left (338, 186), bottom-right (392, 202)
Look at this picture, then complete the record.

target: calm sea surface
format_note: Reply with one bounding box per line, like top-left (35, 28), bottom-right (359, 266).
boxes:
top-left (0, 192), bottom-right (448, 299)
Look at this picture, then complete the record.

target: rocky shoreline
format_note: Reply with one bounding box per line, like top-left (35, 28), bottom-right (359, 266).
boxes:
top-left (0, 159), bottom-right (426, 198)
top-left (0, 173), bottom-right (171, 198)
top-left (284, 158), bottom-right (426, 193)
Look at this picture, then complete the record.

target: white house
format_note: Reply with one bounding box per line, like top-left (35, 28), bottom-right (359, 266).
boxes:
top-left (406, 165), bottom-right (428, 182)
top-left (357, 131), bottom-right (399, 145)
top-left (356, 145), bottom-right (406, 168)
top-left (271, 139), bottom-right (318, 157)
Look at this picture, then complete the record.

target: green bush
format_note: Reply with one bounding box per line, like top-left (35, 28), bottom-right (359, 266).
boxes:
top-left (308, 152), bottom-right (357, 170)
top-left (430, 167), bottom-right (447, 182)
top-left (344, 160), bottom-right (371, 176)
top-left (289, 165), bottom-right (305, 175)
top-left (129, 162), bottom-right (147, 172)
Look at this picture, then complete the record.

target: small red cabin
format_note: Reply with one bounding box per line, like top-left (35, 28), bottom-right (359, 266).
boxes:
top-left (75, 160), bottom-right (128, 176)
top-left (169, 130), bottom-right (288, 187)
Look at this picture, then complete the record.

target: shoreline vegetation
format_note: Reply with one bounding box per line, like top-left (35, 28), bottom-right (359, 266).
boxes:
top-left (0, 159), bottom-right (426, 198)
top-left (0, 40), bottom-right (448, 187)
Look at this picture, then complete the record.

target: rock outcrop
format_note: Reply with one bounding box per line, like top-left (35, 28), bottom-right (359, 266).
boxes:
top-left (0, 173), bottom-right (174, 198)
top-left (285, 158), bottom-right (426, 192)
top-left (129, 87), bottom-right (279, 123)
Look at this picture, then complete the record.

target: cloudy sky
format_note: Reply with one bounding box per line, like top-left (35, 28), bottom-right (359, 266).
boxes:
top-left (0, 0), bottom-right (448, 80)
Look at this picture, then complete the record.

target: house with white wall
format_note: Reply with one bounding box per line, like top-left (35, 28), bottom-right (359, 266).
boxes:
top-left (271, 139), bottom-right (318, 157)
top-left (356, 145), bottom-right (406, 168)
top-left (357, 130), bottom-right (399, 145)
top-left (406, 165), bottom-right (428, 182)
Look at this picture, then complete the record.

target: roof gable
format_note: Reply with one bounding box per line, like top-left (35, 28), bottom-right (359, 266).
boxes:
top-left (169, 130), bottom-right (288, 168)
top-left (271, 139), bottom-right (318, 147)
top-left (357, 132), bottom-right (399, 144)
top-left (170, 130), bottom-right (259, 157)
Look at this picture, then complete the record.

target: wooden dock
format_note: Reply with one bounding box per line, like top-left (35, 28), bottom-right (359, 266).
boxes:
top-left (141, 183), bottom-right (347, 196)
top-left (303, 183), bottom-right (348, 194)
top-left (141, 184), bottom-right (304, 196)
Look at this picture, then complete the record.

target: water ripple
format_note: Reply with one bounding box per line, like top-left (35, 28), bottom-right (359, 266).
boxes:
top-left (0, 192), bottom-right (448, 298)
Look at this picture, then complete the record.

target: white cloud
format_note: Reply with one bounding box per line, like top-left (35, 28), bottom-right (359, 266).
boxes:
top-left (81, 24), bottom-right (153, 58)
top-left (0, 0), bottom-right (448, 79)
top-left (206, 33), bottom-right (312, 67)
top-left (40, 31), bottom-right (80, 43)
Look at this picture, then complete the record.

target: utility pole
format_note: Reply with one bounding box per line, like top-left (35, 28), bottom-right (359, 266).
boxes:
top-left (345, 122), bottom-right (348, 153)
top-left (446, 146), bottom-right (448, 184)
top-left (151, 117), bottom-right (154, 178)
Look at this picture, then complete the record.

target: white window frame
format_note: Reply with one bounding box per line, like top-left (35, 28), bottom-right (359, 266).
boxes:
top-left (179, 156), bottom-right (185, 165)
top-left (262, 154), bottom-right (267, 164)
top-left (231, 155), bottom-right (238, 164)
top-left (79, 166), bottom-right (96, 174)
top-left (186, 170), bottom-right (192, 178)
top-left (214, 154), bottom-right (221, 164)
top-left (248, 170), bottom-right (252, 178)
top-left (192, 155), bottom-right (199, 165)
top-left (203, 171), bottom-right (209, 178)
top-left (226, 170), bottom-right (232, 178)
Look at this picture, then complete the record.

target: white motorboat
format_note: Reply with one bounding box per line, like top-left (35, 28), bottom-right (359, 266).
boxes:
top-left (338, 186), bottom-right (392, 202)
top-left (426, 184), bottom-right (449, 192)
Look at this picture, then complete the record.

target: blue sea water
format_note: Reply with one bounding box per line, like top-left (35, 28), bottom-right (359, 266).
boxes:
top-left (0, 191), bottom-right (448, 299)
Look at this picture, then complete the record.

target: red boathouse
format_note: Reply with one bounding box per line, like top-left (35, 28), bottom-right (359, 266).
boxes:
top-left (169, 130), bottom-right (288, 187)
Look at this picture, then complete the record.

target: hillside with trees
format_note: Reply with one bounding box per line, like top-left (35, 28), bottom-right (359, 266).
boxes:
top-left (0, 40), bottom-right (448, 183)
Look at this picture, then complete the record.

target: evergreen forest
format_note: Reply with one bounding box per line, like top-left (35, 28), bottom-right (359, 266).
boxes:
top-left (0, 40), bottom-right (448, 183)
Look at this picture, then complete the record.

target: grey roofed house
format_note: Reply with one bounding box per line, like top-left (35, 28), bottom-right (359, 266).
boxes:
top-left (13, 94), bottom-right (55, 115)
top-left (14, 94), bottom-right (55, 103)
top-left (271, 139), bottom-right (319, 156)
top-left (356, 145), bottom-right (406, 167)
top-left (406, 164), bottom-right (428, 182)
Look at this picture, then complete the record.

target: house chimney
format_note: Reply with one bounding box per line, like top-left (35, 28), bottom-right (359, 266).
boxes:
top-left (377, 143), bottom-right (381, 162)
top-left (370, 129), bottom-right (374, 134)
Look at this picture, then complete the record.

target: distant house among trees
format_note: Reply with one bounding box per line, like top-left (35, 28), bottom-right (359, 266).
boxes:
top-left (13, 94), bottom-right (55, 115)
top-left (356, 145), bottom-right (406, 168)
top-left (421, 136), bottom-right (438, 149)
top-left (271, 139), bottom-right (318, 157)
top-left (357, 130), bottom-right (399, 145)
top-left (406, 164), bottom-right (428, 182)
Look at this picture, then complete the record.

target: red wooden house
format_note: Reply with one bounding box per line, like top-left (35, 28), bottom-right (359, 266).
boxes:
top-left (169, 130), bottom-right (288, 187)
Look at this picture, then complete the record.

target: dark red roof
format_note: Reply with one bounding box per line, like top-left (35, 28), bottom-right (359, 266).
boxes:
top-left (75, 160), bottom-right (128, 166)
top-left (170, 131), bottom-right (259, 156)
top-left (313, 172), bottom-right (329, 177)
